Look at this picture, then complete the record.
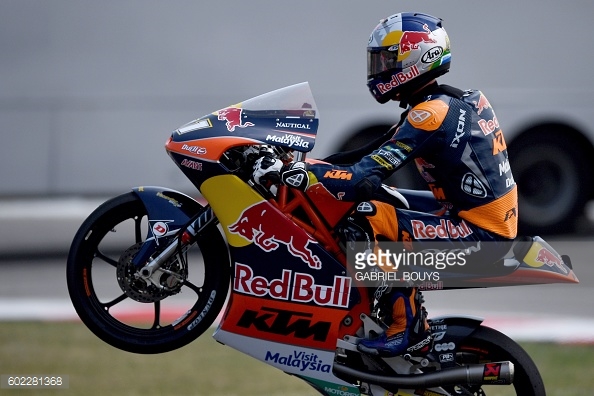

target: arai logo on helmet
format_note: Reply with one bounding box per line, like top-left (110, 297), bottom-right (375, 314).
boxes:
top-left (376, 65), bottom-right (420, 94)
top-left (421, 46), bottom-right (444, 64)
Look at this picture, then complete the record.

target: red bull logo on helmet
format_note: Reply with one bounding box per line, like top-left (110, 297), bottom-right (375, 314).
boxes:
top-left (228, 202), bottom-right (322, 269)
top-left (376, 65), bottom-right (420, 95)
top-left (399, 24), bottom-right (436, 55)
top-left (217, 107), bottom-right (255, 132)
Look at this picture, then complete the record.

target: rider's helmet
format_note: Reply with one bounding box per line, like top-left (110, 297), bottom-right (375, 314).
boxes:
top-left (367, 12), bottom-right (451, 104)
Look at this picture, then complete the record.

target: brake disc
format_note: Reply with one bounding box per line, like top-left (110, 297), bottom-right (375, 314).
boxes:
top-left (116, 243), bottom-right (186, 303)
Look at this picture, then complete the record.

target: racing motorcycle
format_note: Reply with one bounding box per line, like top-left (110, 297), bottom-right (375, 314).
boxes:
top-left (67, 82), bottom-right (579, 395)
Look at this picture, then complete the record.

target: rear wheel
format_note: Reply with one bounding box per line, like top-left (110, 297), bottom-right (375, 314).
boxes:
top-left (446, 325), bottom-right (545, 395)
top-left (66, 192), bottom-right (230, 354)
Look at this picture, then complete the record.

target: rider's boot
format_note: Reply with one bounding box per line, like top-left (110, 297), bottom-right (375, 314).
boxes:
top-left (358, 288), bottom-right (432, 357)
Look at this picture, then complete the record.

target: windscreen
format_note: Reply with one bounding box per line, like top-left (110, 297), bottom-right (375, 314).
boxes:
top-left (174, 82), bottom-right (320, 153)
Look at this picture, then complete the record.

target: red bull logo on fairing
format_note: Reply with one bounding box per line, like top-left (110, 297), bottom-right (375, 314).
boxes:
top-left (228, 202), bottom-right (322, 269)
top-left (217, 107), bottom-right (255, 132)
top-left (234, 263), bottom-right (351, 308)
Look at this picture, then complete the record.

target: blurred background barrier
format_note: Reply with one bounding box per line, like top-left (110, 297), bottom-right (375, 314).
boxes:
top-left (1, 1), bottom-right (594, 237)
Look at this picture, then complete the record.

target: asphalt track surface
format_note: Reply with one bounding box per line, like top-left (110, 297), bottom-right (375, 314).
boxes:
top-left (1, 197), bottom-right (593, 343)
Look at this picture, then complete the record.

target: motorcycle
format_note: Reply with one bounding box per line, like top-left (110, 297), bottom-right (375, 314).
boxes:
top-left (67, 82), bottom-right (578, 395)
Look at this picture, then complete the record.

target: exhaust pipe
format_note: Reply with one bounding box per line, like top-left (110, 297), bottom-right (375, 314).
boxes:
top-left (333, 361), bottom-right (514, 388)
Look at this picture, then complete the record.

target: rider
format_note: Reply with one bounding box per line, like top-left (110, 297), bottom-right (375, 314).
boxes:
top-left (252, 12), bottom-right (518, 357)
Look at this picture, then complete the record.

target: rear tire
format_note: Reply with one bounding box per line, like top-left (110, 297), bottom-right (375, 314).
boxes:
top-left (66, 192), bottom-right (230, 354)
top-left (449, 325), bottom-right (545, 395)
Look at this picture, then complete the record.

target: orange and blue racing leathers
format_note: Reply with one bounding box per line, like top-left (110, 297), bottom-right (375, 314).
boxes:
top-left (307, 84), bottom-right (518, 262)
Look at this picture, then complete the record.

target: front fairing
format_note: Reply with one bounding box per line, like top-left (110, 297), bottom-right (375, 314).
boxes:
top-left (168, 82), bottom-right (319, 160)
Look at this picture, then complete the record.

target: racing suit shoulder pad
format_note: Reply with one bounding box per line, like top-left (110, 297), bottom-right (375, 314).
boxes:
top-left (407, 99), bottom-right (449, 132)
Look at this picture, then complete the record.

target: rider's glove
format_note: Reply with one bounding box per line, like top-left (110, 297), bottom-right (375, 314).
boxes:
top-left (253, 157), bottom-right (310, 192)
top-left (281, 161), bottom-right (310, 190)
top-left (253, 156), bottom-right (283, 189)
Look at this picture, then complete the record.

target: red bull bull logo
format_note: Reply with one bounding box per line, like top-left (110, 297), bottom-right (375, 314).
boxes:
top-left (228, 202), bottom-right (322, 269)
top-left (473, 93), bottom-right (491, 116)
top-left (535, 248), bottom-right (568, 274)
top-left (217, 107), bottom-right (255, 132)
top-left (399, 24), bottom-right (436, 55)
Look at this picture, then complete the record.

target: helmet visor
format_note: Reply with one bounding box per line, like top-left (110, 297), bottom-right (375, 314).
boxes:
top-left (367, 47), bottom-right (400, 77)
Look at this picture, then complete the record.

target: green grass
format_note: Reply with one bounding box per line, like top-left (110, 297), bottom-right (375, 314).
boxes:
top-left (1, 321), bottom-right (593, 395)
top-left (0, 321), bottom-right (311, 396)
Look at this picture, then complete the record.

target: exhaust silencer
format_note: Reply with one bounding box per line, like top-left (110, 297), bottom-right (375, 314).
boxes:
top-left (333, 361), bottom-right (514, 389)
